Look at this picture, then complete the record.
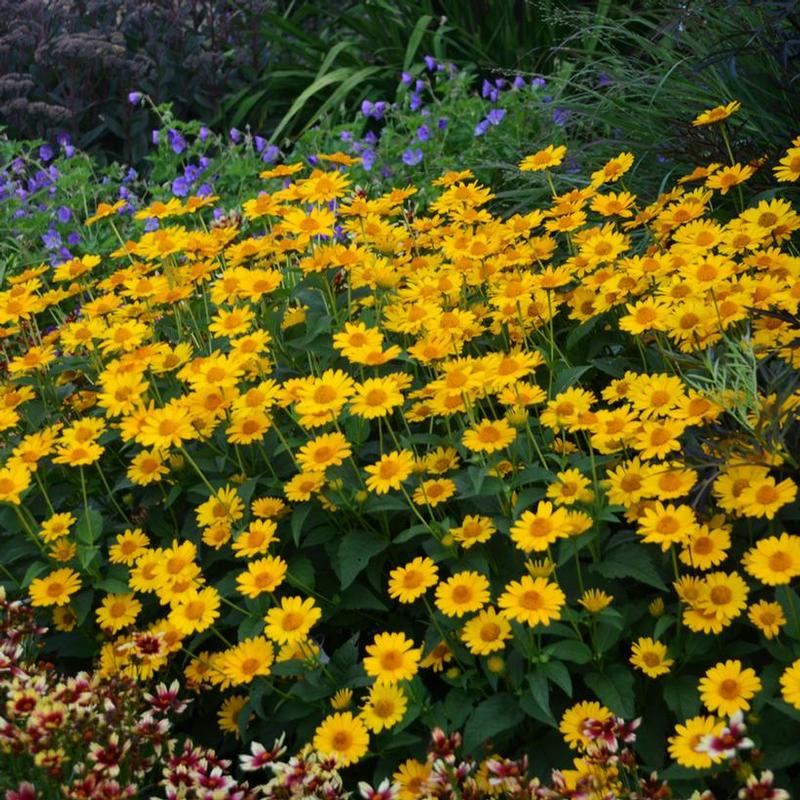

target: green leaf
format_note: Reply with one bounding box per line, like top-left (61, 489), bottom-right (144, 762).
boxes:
top-left (542, 659), bottom-right (573, 697)
top-left (591, 542), bottom-right (668, 591)
top-left (527, 671), bottom-right (553, 720)
top-left (76, 507), bottom-right (104, 547)
top-left (291, 503), bottom-right (312, 547)
top-left (585, 664), bottom-right (636, 718)
top-left (546, 639), bottom-right (593, 664)
top-left (663, 675), bottom-right (701, 719)
top-left (21, 561), bottom-right (48, 588)
top-left (336, 530), bottom-right (389, 589)
top-left (553, 364), bottom-right (591, 395)
top-left (463, 693), bottom-right (525, 753)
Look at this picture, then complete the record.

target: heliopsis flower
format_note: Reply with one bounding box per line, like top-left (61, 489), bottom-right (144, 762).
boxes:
top-left (738, 477), bottom-right (797, 519)
top-left (510, 501), bottom-right (571, 552)
top-left (284, 471), bottom-right (326, 502)
top-left (237, 556), bottom-right (288, 598)
top-left (450, 515), bottom-right (496, 548)
top-left (679, 522), bottom-right (730, 570)
top-left (169, 587), bottom-right (221, 635)
top-left (779, 659), bottom-right (800, 710)
top-left (462, 417), bottom-right (516, 453)
top-left (519, 145), bottom-right (566, 172)
top-left (699, 659), bottom-right (761, 716)
top-left (313, 712), bottom-right (369, 767)
top-left (578, 589), bottom-right (613, 613)
top-left (591, 152), bottom-right (634, 185)
top-left (743, 533), bottom-right (800, 585)
top-left (706, 163), bottom-right (755, 194)
top-left (220, 636), bottom-right (275, 685)
top-left (196, 485), bottom-right (245, 529)
top-left (349, 377), bottom-right (404, 419)
top-left (748, 600), bottom-right (786, 639)
top-left (232, 519), bottom-right (278, 557)
top-left (498, 576), bottom-right (565, 627)
top-left (52, 439), bottom-right (104, 466)
top-left (96, 593), bottom-right (142, 633)
top-left (420, 641), bottom-right (452, 672)
top-left (331, 688), bottom-right (353, 710)
top-left (361, 683), bottom-right (407, 732)
top-left (128, 449), bottom-right (169, 486)
top-left (547, 469), bottom-right (594, 506)
top-left (668, 716), bottom-right (725, 769)
top-left (560, 701), bottom-right (612, 750)
top-left (695, 570), bottom-right (749, 622)
top-left (692, 100), bottom-right (741, 126)
top-left (434, 571), bottom-right (490, 617)
top-left (38, 512), bottom-right (76, 543)
top-left (393, 759), bottom-right (432, 800)
top-left (226, 410), bottom-right (272, 444)
top-left (630, 637), bottom-right (673, 678)
top-left (297, 432), bottom-right (353, 475)
top-left (363, 631), bottom-right (421, 684)
top-left (774, 145), bottom-right (800, 182)
top-left (251, 496), bottom-right (287, 519)
top-left (388, 557), bottom-right (439, 604)
top-left (461, 607), bottom-right (512, 655)
top-left (365, 450), bottom-right (415, 494)
top-left (412, 478), bottom-right (456, 507)
top-left (637, 502), bottom-right (697, 551)
top-left (263, 596), bottom-right (322, 644)
top-left (29, 568), bottom-right (82, 607)
top-left (218, 695), bottom-right (250, 737)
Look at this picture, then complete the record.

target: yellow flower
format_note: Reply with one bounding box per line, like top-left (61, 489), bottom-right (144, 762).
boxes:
top-left (331, 688), bottom-right (353, 710)
top-left (264, 595), bottom-right (321, 645)
top-left (743, 533), bottom-right (800, 585)
top-left (96, 593), bottom-right (142, 633)
top-left (363, 631), bottom-right (421, 684)
top-left (313, 712), bottom-right (369, 767)
top-left (236, 556), bottom-right (288, 599)
top-left (748, 600), bottom-right (786, 639)
top-left (220, 636), bottom-right (275, 685)
top-left (29, 568), bottom-right (82, 607)
top-left (578, 589), bottom-right (613, 614)
top-left (691, 100), bottom-right (741, 126)
top-left (361, 683), bottom-right (407, 732)
top-left (450, 515), bottom-right (496, 549)
top-left (365, 450), bottom-right (415, 494)
top-left (698, 659), bottom-right (761, 716)
top-left (434, 571), bottom-right (490, 618)
top-left (39, 512), bottom-right (77, 543)
top-left (498, 576), bottom-right (565, 627)
top-left (560, 701), bottom-right (612, 750)
top-left (668, 716), bottom-right (725, 769)
top-left (388, 557), bottom-right (438, 604)
top-left (519, 145), bottom-right (567, 172)
top-left (462, 417), bottom-right (516, 453)
top-left (412, 478), bottom-right (457, 507)
top-left (510, 501), bottom-right (571, 552)
top-left (169, 587), bottom-right (221, 635)
top-left (630, 637), bottom-right (673, 678)
top-left (461, 607), bottom-right (511, 655)
top-left (779, 658), bottom-right (800, 710)
top-left (217, 695), bottom-right (250, 737)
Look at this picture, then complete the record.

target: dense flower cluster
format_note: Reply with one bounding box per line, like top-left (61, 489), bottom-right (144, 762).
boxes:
top-left (0, 98), bottom-right (799, 792)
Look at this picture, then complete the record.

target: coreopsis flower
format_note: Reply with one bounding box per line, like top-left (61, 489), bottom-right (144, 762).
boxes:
top-left (692, 100), bottom-right (741, 126)
top-left (363, 632), bottom-right (421, 684)
top-left (313, 712), bottom-right (369, 766)
top-left (388, 557), bottom-right (438, 604)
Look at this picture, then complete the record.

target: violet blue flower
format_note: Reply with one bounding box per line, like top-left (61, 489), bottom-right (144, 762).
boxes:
top-left (437, 117), bottom-right (448, 130)
top-left (481, 79), bottom-right (493, 98)
top-left (197, 183), bottom-right (213, 196)
top-left (402, 147), bottom-right (423, 166)
top-left (151, 129), bottom-right (161, 145)
top-left (128, 91), bottom-right (142, 105)
top-left (512, 76), bottom-right (526, 90)
top-left (361, 100), bottom-right (374, 117)
top-left (199, 126), bottom-right (210, 142)
top-left (474, 119), bottom-right (490, 137)
top-left (262, 144), bottom-right (280, 163)
top-left (67, 231), bottom-right (80, 246)
top-left (415, 79), bottom-right (425, 91)
top-left (229, 128), bottom-right (242, 143)
top-left (401, 71), bottom-right (412, 85)
top-left (167, 129), bottom-right (186, 154)
top-left (172, 176), bottom-right (190, 196)
top-left (410, 93), bottom-right (423, 111)
top-left (361, 150), bottom-right (376, 171)
top-left (56, 206), bottom-right (71, 223)
top-left (39, 144), bottom-right (54, 162)
top-left (254, 136), bottom-right (266, 153)
top-left (42, 228), bottom-right (61, 250)
top-left (487, 108), bottom-right (506, 126)
top-left (416, 124), bottom-right (431, 142)
top-left (373, 101), bottom-right (388, 119)
top-left (552, 108), bottom-right (570, 126)
top-left (340, 130), bottom-right (353, 142)
top-left (424, 55), bottom-right (436, 71)
top-left (531, 77), bottom-right (546, 88)
top-left (144, 217), bottom-right (159, 232)
top-left (364, 130), bottom-right (378, 145)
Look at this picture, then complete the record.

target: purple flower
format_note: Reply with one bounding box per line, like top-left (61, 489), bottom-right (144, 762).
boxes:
top-left (151, 129), bottom-right (161, 145)
top-left (262, 144), bottom-right (280, 163)
top-left (198, 156), bottom-right (210, 169)
top-left (552, 108), bottom-right (570, 126)
top-left (229, 127), bottom-right (242, 143)
top-left (402, 147), bottom-right (423, 166)
top-left (361, 150), bottom-right (376, 171)
top-left (474, 119), bottom-right (490, 137)
top-left (39, 144), bottom-right (54, 162)
top-left (56, 206), bottom-right (71, 223)
top-left (67, 231), bottom-right (80, 246)
top-left (437, 117), bottom-right (448, 131)
top-left (123, 167), bottom-right (138, 182)
top-left (254, 135), bottom-right (267, 153)
top-left (172, 176), bottom-right (190, 196)
top-left (401, 71), bottom-right (412, 85)
top-left (167, 128), bottom-right (186, 154)
top-left (128, 91), bottom-right (143, 105)
top-left (197, 183), bottom-right (213, 196)
top-left (531, 77), bottom-right (546, 88)
top-left (308, 155), bottom-right (319, 166)
top-left (415, 79), bottom-right (425, 91)
top-left (361, 99), bottom-right (374, 117)
top-left (340, 130), bottom-right (353, 142)
top-left (424, 55), bottom-right (436, 71)
top-left (487, 108), bottom-right (506, 126)
top-left (184, 164), bottom-right (200, 182)
top-left (119, 186), bottom-right (130, 199)
top-left (364, 130), bottom-right (378, 146)
top-left (410, 92), bottom-right (423, 112)
top-left (199, 126), bottom-right (210, 142)
top-left (542, 94), bottom-right (553, 104)
top-left (416, 124), bottom-right (431, 142)
top-left (42, 228), bottom-right (61, 250)
top-left (380, 165), bottom-right (393, 179)
top-left (373, 101), bottom-right (388, 119)
top-left (657, 154), bottom-right (669, 164)
top-left (566, 157), bottom-right (581, 174)
top-left (481, 79), bottom-right (493, 98)
top-left (144, 217), bottom-right (159, 232)
top-left (512, 76), bottom-right (526, 90)
top-left (56, 132), bottom-right (71, 148)
top-left (213, 208), bottom-right (225, 222)
top-left (495, 78), bottom-right (507, 89)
